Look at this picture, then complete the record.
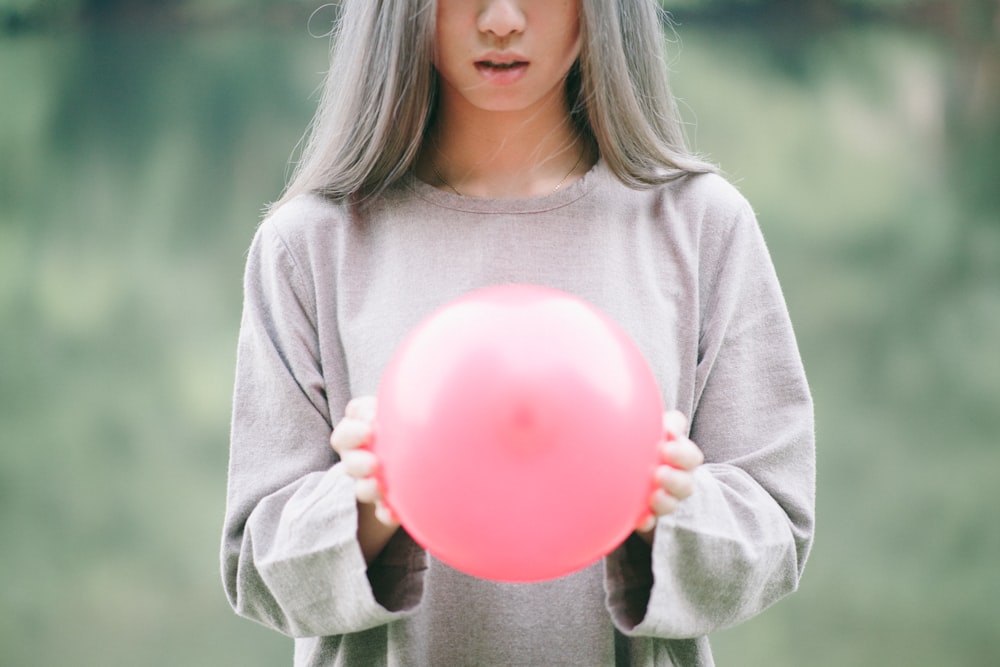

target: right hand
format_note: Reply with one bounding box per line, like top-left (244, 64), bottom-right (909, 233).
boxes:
top-left (330, 396), bottom-right (398, 526)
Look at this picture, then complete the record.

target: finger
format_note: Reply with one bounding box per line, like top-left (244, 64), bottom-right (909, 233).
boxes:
top-left (662, 410), bottom-right (689, 441)
top-left (659, 437), bottom-right (705, 471)
top-left (374, 501), bottom-right (399, 527)
top-left (355, 476), bottom-right (383, 504)
top-left (635, 513), bottom-right (656, 533)
top-left (345, 396), bottom-right (377, 421)
top-left (649, 488), bottom-right (679, 517)
top-left (655, 466), bottom-right (695, 501)
top-left (340, 449), bottom-right (378, 478)
top-left (330, 417), bottom-right (373, 454)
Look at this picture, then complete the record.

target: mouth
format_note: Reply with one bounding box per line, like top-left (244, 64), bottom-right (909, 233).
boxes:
top-left (474, 59), bottom-right (529, 83)
top-left (477, 60), bottom-right (529, 70)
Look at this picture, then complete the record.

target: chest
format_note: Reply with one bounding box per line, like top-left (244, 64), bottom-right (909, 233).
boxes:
top-left (327, 210), bottom-right (700, 412)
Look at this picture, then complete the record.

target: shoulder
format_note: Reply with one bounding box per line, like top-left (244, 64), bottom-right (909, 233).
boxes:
top-left (258, 193), bottom-right (352, 248)
top-left (658, 171), bottom-right (754, 226)
top-left (247, 192), bottom-right (361, 276)
top-left (603, 170), bottom-right (756, 253)
top-left (601, 167), bottom-right (753, 227)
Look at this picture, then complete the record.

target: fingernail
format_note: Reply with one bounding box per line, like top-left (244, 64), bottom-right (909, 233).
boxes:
top-left (663, 411), bottom-right (688, 438)
top-left (375, 502), bottom-right (397, 526)
top-left (347, 396), bottom-right (377, 421)
top-left (655, 466), bottom-right (674, 484)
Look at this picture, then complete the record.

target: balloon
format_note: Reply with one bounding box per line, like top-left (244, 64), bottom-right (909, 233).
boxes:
top-left (374, 284), bottom-right (663, 582)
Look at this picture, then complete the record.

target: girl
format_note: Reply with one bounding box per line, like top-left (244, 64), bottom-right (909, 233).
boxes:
top-left (222, 1), bottom-right (815, 665)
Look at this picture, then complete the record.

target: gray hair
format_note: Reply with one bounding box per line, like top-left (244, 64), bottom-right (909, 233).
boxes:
top-left (272, 0), bottom-right (713, 210)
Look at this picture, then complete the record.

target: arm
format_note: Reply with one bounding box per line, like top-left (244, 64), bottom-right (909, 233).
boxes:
top-left (220, 218), bottom-right (423, 639)
top-left (606, 199), bottom-right (815, 638)
top-left (329, 396), bottom-right (401, 564)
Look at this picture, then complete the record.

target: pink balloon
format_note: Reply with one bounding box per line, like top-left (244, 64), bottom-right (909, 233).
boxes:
top-left (374, 285), bottom-right (663, 582)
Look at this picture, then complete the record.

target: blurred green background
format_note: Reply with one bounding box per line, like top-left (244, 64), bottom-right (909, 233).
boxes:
top-left (2, 1), bottom-right (998, 665)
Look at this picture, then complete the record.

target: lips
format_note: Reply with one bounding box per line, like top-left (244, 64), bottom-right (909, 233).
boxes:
top-left (475, 58), bottom-right (529, 84)
top-left (477, 60), bottom-right (528, 70)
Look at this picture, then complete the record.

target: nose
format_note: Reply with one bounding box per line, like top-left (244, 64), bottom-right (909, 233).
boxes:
top-left (477, 0), bottom-right (526, 40)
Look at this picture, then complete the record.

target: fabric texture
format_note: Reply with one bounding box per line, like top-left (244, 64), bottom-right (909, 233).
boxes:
top-left (221, 161), bottom-right (816, 666)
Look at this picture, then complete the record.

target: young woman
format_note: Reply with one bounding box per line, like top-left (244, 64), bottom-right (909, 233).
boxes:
top-left (222, 1), bottom-right (815, 665)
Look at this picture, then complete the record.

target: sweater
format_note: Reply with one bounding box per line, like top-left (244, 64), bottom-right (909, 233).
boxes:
top-left (221, 160), bottom-right (816, 666)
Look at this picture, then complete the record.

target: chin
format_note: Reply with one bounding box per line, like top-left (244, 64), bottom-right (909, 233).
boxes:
top-left (467, 94), bottom-right (548, 115)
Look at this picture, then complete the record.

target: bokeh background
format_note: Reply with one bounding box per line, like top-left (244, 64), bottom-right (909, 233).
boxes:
top-left (2, 1), bottom-right (998, 665)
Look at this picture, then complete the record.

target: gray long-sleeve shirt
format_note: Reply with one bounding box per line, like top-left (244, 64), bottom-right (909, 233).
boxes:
top-left (221, 162), bottom-right (815, 666)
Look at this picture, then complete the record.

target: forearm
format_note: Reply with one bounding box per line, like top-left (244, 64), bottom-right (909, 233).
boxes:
top-left (607, 462), bottom-right (811, 638)
top-left (224, 466), bottom-right (421, 637)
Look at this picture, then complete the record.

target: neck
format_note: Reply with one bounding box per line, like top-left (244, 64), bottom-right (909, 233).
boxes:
top-left (418, 85), bottom-right (593, 198)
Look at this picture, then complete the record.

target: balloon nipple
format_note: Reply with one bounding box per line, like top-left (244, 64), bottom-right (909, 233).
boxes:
top-left (503, 403), bottom-right (550, 457)
top-left (511, 404), bottom-right (535, 431)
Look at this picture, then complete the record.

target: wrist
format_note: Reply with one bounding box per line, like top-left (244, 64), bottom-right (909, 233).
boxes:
top-left (357, 501), bottom-right (400, 564)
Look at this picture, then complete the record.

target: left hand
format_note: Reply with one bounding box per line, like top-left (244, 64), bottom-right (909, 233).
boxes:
top-left (636, 410), bottom-right (704, 540)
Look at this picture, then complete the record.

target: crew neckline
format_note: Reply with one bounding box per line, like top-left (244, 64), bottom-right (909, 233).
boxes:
top-left (404, 158), bottom-right (606, 214)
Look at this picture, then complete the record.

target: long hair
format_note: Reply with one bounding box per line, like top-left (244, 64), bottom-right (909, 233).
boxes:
top-left (271, 0), bottom-right (713, 211)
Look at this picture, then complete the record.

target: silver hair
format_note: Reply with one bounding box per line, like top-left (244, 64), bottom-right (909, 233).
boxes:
top-left (271, 0), bottom-right (713, 210)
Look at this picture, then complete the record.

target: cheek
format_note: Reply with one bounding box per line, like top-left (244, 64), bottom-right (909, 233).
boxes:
top-left (563, 0), bottom-right (582, 49)
top-left (552, 11), bottom-right (582, 62)
top-left (432, 31), bottom-right (458, 75)
top-left (433, 12), bottom-right (460, 66)
top-left (569, 29), bottom-right (582, 62)
top-left (556, 28), bottom-right (582, 69)
top-left (433, 16), bottom-right (474, 72)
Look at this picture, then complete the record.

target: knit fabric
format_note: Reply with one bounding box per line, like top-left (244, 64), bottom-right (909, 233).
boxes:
top-left (222, 161), bottom-right (815, 666)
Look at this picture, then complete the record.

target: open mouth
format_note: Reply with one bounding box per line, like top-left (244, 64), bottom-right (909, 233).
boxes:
top-left (473, 56), bottom-right (530, 83)
top-left (478, 61), bottom-right (528, 70)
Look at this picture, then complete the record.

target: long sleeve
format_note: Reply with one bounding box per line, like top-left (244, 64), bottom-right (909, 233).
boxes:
top-left (221, 168), bottom-right (813, 665)
top-left (606, 196), bottom-right (816, 638)
top-left (220, 217), bottom-right (423, 639)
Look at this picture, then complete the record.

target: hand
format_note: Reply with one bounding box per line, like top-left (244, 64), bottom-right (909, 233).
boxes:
top-left (635, 410), bottom-right (705, 540)
top-left (329, 396), bottom-right (398, 527)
